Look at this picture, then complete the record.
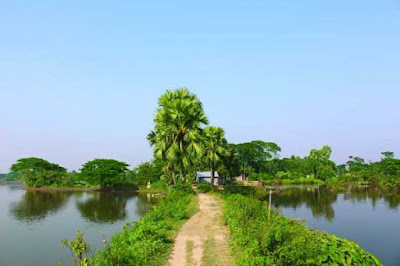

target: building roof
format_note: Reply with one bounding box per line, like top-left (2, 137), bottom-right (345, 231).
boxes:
top-left (196, 171), bottom-right (219, 178)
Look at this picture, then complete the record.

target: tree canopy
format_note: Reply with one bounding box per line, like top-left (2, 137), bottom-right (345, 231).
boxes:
top-left (203, 126), bottom-right (229, 185)
top-left (80, 159), bottom-right (129, 188)
top-left (233, 141), bottom-right (281, 179)
top-left (148, 88), bottom-right (208, 184)
top-left (10, 157), bottom-right (67, 187)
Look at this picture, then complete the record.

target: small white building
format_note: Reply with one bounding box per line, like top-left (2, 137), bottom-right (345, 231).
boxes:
top-left (196, 171), bottom-right (220, 185)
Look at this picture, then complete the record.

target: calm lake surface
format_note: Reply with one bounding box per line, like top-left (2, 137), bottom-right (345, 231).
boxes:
top-left (0, 183), bottom-right (157, 266)
top-left (267, 185), bottom-right (400, 266)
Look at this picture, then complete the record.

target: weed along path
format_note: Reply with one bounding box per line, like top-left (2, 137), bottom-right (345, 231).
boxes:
top-left (168, 192), bottom-right (234, 266)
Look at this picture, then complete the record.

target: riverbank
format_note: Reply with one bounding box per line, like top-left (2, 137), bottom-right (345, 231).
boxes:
top-left (61, 183), bottom-right (385, 265)
top-left (84, 184), bottom-right (197, 265)
top-left (197, 184), bottom-right (382, 265)
top-left (226, 194), bottom-right (381, 265)
top-left (3, 181), bottom-right (168, 193)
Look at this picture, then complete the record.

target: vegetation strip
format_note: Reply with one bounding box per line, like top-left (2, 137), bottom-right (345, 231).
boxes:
top-left (64, 185), bottom-right (197, 266)
top-left (222, 192), bottom-right (382, 265)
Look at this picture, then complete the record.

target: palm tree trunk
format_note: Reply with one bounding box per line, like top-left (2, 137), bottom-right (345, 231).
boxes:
top-left (179, 169), bottom-right (184, 183)
top-left (179, 139), bottom-right (184, 182)
top-left (172, 171), bottom-right (176, 184)
top-left (211, 166), bottom-right (215, 186)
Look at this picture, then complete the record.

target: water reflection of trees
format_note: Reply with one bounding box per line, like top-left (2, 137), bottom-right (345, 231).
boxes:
top-left (135, 193), bottom-right (158, 217)
top-left (343, 186), bottom-right (400, 210)
top-left (270, 185), bottom-right (400, 221)
top-left (271, 186), bottom-right (337, 221)
top-left (77, 192), bottom-right (133, 223)
top-left (76, 191), bottom-right (158, 223)
top-left (10, 190), bottom-right (71, 222)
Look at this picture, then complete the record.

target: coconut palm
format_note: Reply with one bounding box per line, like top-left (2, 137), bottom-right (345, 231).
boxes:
top-left (147, 88), bottom-right (208, 184)
top-left (203, 126), bottom-right (229, 185)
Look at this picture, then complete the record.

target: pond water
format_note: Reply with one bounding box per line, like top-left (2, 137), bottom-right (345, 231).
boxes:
top-left (267, 185), bottom-right (400, 266)
top-left (0, 183), bottom-right (157, 266)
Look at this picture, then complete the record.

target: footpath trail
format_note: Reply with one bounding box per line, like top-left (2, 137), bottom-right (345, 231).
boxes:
top-left (168, 192), bottom-right (234, 266)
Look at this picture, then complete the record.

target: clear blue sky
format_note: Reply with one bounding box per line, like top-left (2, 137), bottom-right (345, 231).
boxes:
top-left (1, 0), bottom-right (399, 172)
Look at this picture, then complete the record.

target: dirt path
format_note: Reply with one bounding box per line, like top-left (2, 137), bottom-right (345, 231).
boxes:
top-left (168, 193), bottom-right (234, 266)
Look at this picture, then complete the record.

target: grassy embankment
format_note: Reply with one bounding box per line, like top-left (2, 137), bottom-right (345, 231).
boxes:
top-left (8, 180), bottom-right (168, 193)
top-left (64, 184), bottom-right (198, 266)
top-left (197, 183), bottom-right (382, 266)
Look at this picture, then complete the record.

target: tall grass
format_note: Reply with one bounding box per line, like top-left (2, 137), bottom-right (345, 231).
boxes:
top-left (224, 194), bottom-right (382, 265)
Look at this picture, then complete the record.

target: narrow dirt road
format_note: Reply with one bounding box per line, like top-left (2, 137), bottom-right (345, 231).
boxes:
top-left (168, 193), bottom-right (234, 266)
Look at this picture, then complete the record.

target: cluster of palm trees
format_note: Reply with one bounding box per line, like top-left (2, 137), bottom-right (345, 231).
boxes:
top-left (147, 88), bottom-right (228, 185)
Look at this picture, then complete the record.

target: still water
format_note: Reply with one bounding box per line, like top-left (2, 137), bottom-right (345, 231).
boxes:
top-left (0, 183), bottom-right (157, 266)
top-left (267, 185), bottom-right (400, 266)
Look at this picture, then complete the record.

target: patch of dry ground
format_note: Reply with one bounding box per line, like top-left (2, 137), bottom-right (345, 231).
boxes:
top-left (168, 193), bottom-right (234, 266)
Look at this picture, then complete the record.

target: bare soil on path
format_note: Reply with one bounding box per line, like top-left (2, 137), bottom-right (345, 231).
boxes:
top-left (168, 192), bottom-right (234, 266)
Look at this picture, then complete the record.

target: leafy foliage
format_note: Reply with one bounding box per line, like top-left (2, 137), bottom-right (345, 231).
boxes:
top-left (61, 230), bottom-right (92, 266)
top-left (2, 171), bottom-right (21, 181)
top-left (133, 159), bottom-right (164, 185)
top-left (233, 141), bottom-right (281, 179)
top-left (148, 88), bottom-right (208, 184)
top-left (203, 126), bottom-right (229, 185)
top-left (80, 159), bottom-right (129, 188)
top-left (223, 194), bottom-right (382, 265)
top-left (10, 157), bottom-right (67, 187)
top-left (90, 188), bottom-right (197, 266)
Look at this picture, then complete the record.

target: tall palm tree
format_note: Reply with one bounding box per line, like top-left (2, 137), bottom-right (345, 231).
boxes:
top-left (148, 88), bottom-right (208, 184)
top-left (203, 126), bottom-right (229, 185)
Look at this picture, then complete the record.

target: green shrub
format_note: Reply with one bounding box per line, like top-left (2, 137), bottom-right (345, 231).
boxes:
top-left (385, 177), bottom-right (400, 192)
top-left (223, 183), bottom-right (258, 197)
top-left (90, 188), bottom-right (197, 266)
top-left (171, 183), bottom-right (195, 194)
top-left (149, 180), bottom-right (169, 191)
top-left (223, 194), bottom-right (382, 266)
top-left (197, 183), bottom-right (218, 193)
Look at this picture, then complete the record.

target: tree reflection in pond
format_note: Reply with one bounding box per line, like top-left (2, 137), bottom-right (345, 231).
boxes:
top-left (135, 193), bottom-right (159, 217)
top-left (271, 186), bottom-right (337, 221)
top-left (10, 190), bottom-right (71, 222)
top-left (344, 186), bottom-right (400, 210)
top-left (77, 192), bottom-right (131, 223)
top-left (77, 191), bottom-right (158, 223)
top-left (268, 185), bottom-right (400, 221)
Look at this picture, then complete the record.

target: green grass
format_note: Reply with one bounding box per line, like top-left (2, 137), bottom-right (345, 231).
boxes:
top-left (201, 237), bottom-right (218, 265)
top-left (90, 184), bottom-right (198, 266)
top-left (261, 178), bottom-right (324, 185)
top-left (223, 194), bottom-right (382, 265)
top-left (185, 241), bottom-right (194, 266)
top-left (138, 180), bottom-right (169, 193)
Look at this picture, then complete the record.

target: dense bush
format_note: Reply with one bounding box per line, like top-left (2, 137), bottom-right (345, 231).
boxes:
top-left (223, 194), bottom-right (382, 265)
top-left (90, 188), bottom-right (197, 266)
top-left (385, 177), bottom-right (400, 192)
top-left (133, 159), bottom-right (165, 185)
top-left (80, 159), bottom-right (130, 189)
top-left (171, 183), bottom-right (195, 194)
top-left (197, 183), bottom-right (218, 193)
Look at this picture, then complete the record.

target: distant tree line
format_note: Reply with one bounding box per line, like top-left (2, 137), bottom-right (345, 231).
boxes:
top-left (7, 88), bottom-right (400, 191)
top-left (8, 157), bottom-right (163, 189)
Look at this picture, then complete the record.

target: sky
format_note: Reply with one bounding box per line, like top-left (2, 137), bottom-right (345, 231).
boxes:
top-left (1, 0), bottom-right (399, 172)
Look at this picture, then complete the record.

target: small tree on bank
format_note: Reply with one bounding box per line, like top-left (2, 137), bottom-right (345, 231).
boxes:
top-left (80, 159), bottom-right (129, 189)
top-left (10, 157), bottom-right (67, 187)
